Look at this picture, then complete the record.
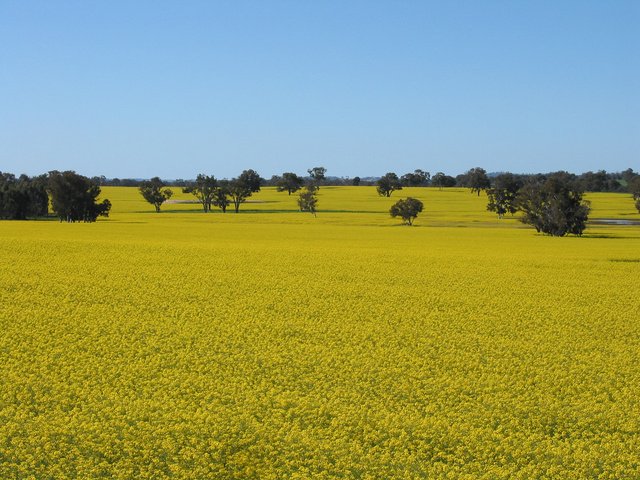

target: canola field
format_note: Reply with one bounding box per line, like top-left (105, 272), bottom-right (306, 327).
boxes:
top-left (1, 186), bottom-right (639, 479)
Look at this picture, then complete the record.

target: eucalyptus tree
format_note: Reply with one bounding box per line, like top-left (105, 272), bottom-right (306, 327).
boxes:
top-left (307, 166), bottom-right (327, 190)
top-left (376, 172), bottom-right (403, 197)
top-left (183, 174), bottom-right (218, 212)
top-left (228, 169), bottom-right (262, 213)
top-left (517, 172), bottom-right (590, 236)
top-left (486, 173), bottom-right (523, 218)
top-left (463, 167), bottom-right (490, 196)
top-left (48, 170), bottom-right (111, 222)
top-left (390, 197), bottom-right (424, 226)
top-left (0, 172), bottom-right (48, 220)
top-left (297, 186), bottom-right (318, 216)
top-left (139, 177), bottom-right (173, 212)
top-left (401, 169), bottom-right (430, 187)
top-left (276, 172), bottom-right (304, 195)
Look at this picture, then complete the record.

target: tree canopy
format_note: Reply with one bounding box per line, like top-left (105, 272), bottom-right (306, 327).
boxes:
top-left (401, 169), bottom-right (430, 187)
top-left (276, 172), bottom-right (304, 195)
top-left (390, 197), bottom-right (424, 226)
top-left (213, 179), bottom-right (231, 213)
top-left (629, 176), bottom-right (640, 213)
top-left (307, 167), bottom-right (326, 189)
top-left (139, 177), bottom-right (173, 212)
top-left (463, 167), bottom-right (491, 196)
top-left (182, 174), bottom-right (217, 212)
top-left (376, 172), bottom-right (403, 197)
top-left (517, 172), bottom-right (590, 236)
top-left (228, 169), bottom-right (262, 213)
top-left (486, 173), bottom-right (523, 218)
top-left (297, 186), bottom-right (318, 216)
top-left (0, 173), bottom-right (48, 220)
top-left (48, 171), bottom-right (111, 222)
top-left (431, 172), bottom-right (456, 189)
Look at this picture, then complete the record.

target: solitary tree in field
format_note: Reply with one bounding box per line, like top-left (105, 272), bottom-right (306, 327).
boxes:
top-left (48, 170), bottom-right (111, 222)
top-left (352, 176), bottom-right (361, 186)
top-left (486, 173), bottom-right (522, 218)
top-left (228, 169), bottom-right (262, 213)
top-left (376, 172), bottom-right (403, 197)
top-left (183, 174), bottom-right (218, 212)
top-left (390, 197), bottom-right (424, 226)
top-left (463, 167), bottom-right (491, 196)
top-left (276, 172), bottom-right (304, 195)
top-left (517, 172), bottom-right (590, 236)
top-left (298, 186), bottom-right (318, 216)
top-left (139, 177), bottom-right (173, 212)
top-left (307, 166), bottom-right (327, 190)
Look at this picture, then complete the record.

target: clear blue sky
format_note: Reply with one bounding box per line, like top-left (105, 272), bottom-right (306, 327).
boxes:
top-left (1, 0), bottom-right (638, 179)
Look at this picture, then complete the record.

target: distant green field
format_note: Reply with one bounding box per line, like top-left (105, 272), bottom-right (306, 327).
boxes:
top-left (1, 187), bottom-right (639, 478)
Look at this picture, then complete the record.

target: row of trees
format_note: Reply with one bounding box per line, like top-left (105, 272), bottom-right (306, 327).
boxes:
top-left (0, 173), bottom-right (48, 220)
top-left (376, 167), bottom-right (640, 198)
top-left (90, 167), bottom-right (638, 192)
top-left (3, 168), bottom-right (639, 235)
top-left (483, 171), bottom-right (640, 235)
top-left (140, 168), bottom-right (327, 214)
top-left (140, 170), bottom-right (262, 213)
top-left (147, 167), bottom-right (603, 236)
top-left (0, 171), bottom-right (111, 222)
top-left (133, 166), bottom-right (638, 236)
top-left (388, 170), bottom-right (639, 235)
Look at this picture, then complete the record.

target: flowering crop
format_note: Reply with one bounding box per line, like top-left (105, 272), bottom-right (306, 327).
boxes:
top-left (1, 187), bottom-right (638, 478)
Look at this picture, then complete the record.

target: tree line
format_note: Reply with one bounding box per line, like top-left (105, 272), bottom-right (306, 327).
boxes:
top-left (376, 167), bottom-right (640, 236)
top-left (88, 167), bottom-right (636, 193)
top-left (140, 168), bottom-right (325, 215)
top-left (2, 167), bottom-right (639, 237)
top-left (0, 171), bottom-right (111, 222)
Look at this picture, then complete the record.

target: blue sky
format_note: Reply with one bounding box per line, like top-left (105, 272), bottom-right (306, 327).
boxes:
top-left (1, 0), bottom-right (638, 179)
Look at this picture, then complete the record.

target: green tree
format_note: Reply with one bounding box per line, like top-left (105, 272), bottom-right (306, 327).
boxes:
top-left (139, 177), bottom-right (173, 212)
top-left (47, 171), bottom-right (111, 222)
top-left (517, 172), bottom-right (590, 236)
top-left (390, 197), bottom-right (424, 226)
top-left (276, 172), bottom-right (304, 195)
top-left (463, 167), bottom-right (491, 196)
top-left (431, 172), bottom-right (456, 190)
top-left (376, 172), bottom-right (402, 197)
top-left (297, 186), bottom-right (318, 216)
top-left (0, 173), bottom-right (49, 220)
top-left (629, 176), bottom-right (640, 213)
top-left (213, 179), bottom-right (231, 213)
top-left (307, 166), bottom-right (327, 190)
top-left (629, 176), bottom-right (640, 199)
top-left (228, 169), bottom-right (262, 213)
top-left (401, 169), bottom-right (430, 187)
top-left (486, 173), bottom-right (523, 218)
top-left (352, 176), bottom-right (361, 186)
top-left (182, 174), bottom-right (218, 212)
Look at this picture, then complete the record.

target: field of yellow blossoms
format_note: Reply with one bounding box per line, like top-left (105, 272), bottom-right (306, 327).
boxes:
top-left (1, 186), bottom-right (639, 478)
